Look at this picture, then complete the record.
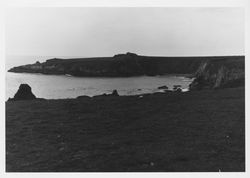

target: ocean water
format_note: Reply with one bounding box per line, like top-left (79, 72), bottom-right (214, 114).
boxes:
top-left (6, 72), bottom-right (193, 100)
top-left (5, 55), bottom-right (193, 100)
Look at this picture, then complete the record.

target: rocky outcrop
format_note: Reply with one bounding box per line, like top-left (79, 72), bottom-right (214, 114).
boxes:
top-left (158, 85), bottom-right (168, 90)
top-left (173, 85), bottom-right (182, 90)
top-left (76, 95), bottom-right (91, 99)
top-left (92, 90), bottom-right (120, 98)
top-left (111, 90), bottom-right (119, 96)
top-left (10, 84), bottom-right (36, 101)
top-left (189, 57), bottom-right (245, 90)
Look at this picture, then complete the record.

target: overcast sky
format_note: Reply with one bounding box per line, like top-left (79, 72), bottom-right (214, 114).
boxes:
top-left (5, 7), bottom-right (244, 57)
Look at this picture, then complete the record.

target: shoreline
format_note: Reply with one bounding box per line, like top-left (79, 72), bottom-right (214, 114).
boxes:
top-left (6, 73), bottom-right (193, 100)
top-left (6, 89), bottom-right (189, 102)
top-left (7, 70), bottom-right (194, 78)
top-left (6, 85), bottom-right (190, 101)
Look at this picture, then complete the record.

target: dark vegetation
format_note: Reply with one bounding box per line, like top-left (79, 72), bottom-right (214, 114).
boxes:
top-left (6, 87), bottom-right (245, 172)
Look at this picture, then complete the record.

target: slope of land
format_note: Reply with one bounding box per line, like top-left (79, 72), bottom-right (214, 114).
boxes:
top-left (6, 87), bottom-right (245, 172)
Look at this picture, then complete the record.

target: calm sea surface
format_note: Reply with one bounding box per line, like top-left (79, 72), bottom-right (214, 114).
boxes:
top-left (5, 56), bottom-right (193, 100)
top-left (6, 72), bottom-right (193, 100)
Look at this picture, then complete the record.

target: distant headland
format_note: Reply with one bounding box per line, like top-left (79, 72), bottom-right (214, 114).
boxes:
top-left (8, 52), bottom-right (244, 90)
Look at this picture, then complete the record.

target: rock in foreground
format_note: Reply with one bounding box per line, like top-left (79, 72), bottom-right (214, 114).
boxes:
top-left (10, 84), bottom-right (36, 101)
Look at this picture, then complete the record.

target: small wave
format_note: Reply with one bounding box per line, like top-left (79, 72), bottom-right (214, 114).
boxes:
top-left (182, 88), bottom-right (189, 92)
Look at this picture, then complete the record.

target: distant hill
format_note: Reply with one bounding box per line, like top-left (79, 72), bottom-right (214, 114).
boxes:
top-left (8, 52), bottom-right (244, 89)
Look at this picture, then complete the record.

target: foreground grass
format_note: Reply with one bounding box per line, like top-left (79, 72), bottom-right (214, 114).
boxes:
top-left (6, 87), bottom-right (245, 172)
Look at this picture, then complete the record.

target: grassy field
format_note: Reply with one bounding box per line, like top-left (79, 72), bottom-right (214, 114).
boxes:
top-left (6, 87), bottom-right (245, 172)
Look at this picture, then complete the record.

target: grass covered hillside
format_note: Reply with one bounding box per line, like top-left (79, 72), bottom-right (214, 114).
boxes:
top-left (6, 87), bottom-right (245, 172)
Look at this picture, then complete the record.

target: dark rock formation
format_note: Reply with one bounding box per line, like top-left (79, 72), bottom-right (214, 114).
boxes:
top-left (111, 90), bottom-right (119, 96)
top-left (158, 85), bottom-right (168, 90)
top-left (92, 93), bottom-right (108, 98)
top-left (189, 57), bottom-right (245, 90)
top-left (11, 84), bottom-right (36, 101)
top-left (170, 85), bottom-right (182, 92)
top-left (173, 85), bottom-right (182, 91)
top-left (93, 90), bottom-right (119, 98)
top-left (175, 88), bottom-right (182, 92)
top-left (76, 95), bottom-right (91, 99)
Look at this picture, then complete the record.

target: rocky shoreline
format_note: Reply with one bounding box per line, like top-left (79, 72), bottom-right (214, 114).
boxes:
top-left (189, 58), bottom-right (244, 90)
top-left (7, 83), bottom-right (187, 102)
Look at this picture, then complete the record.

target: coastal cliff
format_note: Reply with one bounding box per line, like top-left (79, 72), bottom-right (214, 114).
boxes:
top-left (7, 52), bottom-right (209, 76)
top-left (189, 56), bottom-right (244, 90)
top-left (8, 53), bottom-right (244, 89)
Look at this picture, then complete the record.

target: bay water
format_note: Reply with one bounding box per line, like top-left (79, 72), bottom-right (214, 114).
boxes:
top-left (5, 56), bottom-right (193, 100)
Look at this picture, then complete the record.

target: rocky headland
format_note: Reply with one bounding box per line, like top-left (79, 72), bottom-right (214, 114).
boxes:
top-left (189, 57), bottom-right (244, 90)
top-left (8, 53), bottom-right (245, 90)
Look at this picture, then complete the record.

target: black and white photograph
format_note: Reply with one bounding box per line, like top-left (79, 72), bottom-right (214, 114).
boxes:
top-left (3, 0), bottom-right (247, 174)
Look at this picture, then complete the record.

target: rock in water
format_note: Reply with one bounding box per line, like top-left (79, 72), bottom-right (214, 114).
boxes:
top-left (175, 88), bottom-right (182, 92)
top-left (173, 85), bottom-right (182, 90)
top-left (158, 85), bottom-right (168, 90)
top-left (13, 84), bottom-right (36, 100)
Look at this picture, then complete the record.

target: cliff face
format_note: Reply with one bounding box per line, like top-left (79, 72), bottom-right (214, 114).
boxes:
top-left (189, 56), bottom-right (245, 90)
top-left (8, 53), bottom-right (245, 89)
